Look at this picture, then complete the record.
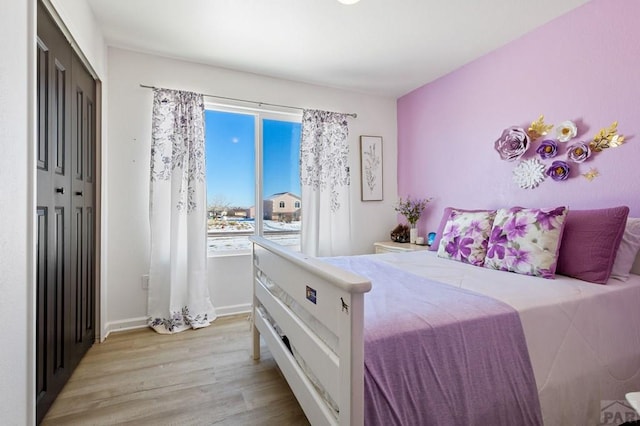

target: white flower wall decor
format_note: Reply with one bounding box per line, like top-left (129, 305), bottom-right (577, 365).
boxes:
top-left (556, 120), bottom-right (578, 142)
top-left (512, 159), bottom-right (546, 189)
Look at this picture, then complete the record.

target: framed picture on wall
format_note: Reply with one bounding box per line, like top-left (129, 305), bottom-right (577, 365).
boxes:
top-left (360, 135), bottom-right (383, 201)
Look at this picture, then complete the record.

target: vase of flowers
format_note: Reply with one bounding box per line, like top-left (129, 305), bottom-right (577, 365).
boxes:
top-left (395, 196), bottom-right (432, 243)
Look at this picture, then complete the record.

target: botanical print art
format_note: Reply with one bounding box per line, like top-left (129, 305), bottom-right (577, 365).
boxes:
top-left (360, 136), bottom-right (383, 201)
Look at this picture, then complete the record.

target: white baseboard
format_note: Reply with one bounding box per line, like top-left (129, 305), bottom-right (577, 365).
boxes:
top-left (215, 303), bottom-right (252, 318)
top-left (104, 316), bottom-right (149, 339)
top-left (102, 304), bottom-right (252, 340)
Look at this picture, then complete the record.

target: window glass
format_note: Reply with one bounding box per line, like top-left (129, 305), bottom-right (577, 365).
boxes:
top-left (205, 110), bottom-right (255, 253)
top-left (262, 118), bottom-right (302, 251)
top-left (205, 109), bottom-right (301, 255)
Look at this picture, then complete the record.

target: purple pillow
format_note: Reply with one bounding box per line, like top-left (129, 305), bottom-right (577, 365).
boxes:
top-left (556, 206), bottom-right (630, 284)
top-left (484, 206), bottom-right (568, 279)
top-left (429, 207), bottom-right (493, 251)
top-left (436, 209), bottom-right (497, 266)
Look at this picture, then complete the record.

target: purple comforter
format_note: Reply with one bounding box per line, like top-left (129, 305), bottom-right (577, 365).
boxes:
top-left (325, 257), bottom-right (542, 426)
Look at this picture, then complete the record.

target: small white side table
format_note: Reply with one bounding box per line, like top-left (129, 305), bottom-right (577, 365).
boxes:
top-left (373, 241), bottom-right (430, 254)
top-left (626, 392), bottom-right (640, 415)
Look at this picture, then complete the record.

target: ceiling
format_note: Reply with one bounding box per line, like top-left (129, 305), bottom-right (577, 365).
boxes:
top-left (86, 0), bottom-right (591, 98)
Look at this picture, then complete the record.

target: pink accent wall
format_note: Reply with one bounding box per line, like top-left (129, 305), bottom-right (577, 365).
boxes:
top-left (397, 0), bottom-right (640, 237)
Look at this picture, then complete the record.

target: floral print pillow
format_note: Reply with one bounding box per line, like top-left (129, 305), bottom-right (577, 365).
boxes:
top-left (437, 210), bottom-right (497, 266)
top-left (484, 206), bottom-right (568, 279)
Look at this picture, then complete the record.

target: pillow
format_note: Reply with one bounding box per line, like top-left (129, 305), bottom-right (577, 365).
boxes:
top-left (436, 209), bottom-right (496, 266)
top-left (484, 206), bottom-right (568, 279)
top-left (610, 218), bottom-right (640, 281)
top-left (555, 206), bottom-right (629, 284)
top-left (429, 207), bottom-right (453, 251)
top-left (429, 207), bottom-right (492, 251)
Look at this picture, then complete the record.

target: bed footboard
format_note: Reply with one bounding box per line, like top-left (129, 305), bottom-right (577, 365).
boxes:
top-left (250, 237), bottom-right (371, 426)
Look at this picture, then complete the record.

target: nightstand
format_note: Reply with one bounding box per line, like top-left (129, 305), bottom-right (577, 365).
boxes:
top-left (373, 241), bottom-right (430, 254)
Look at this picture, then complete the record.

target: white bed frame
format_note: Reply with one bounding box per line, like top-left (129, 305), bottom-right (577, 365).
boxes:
top-left (250, 236), bottom-right (371, 425)
top-left (252, 234), bottom-right (640, 425)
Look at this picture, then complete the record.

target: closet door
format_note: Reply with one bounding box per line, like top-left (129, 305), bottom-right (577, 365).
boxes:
top-left (69, 53), bottom-right (96, 369)
top-left (36, 2), bottom-right (96, 422)
top-left (36, 3), bottom-right (72, 422)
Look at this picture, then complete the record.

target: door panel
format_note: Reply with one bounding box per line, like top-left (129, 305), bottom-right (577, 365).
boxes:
top-left (37, 43), bottom-right (48, 171)
top-left (36, 2), bottom-right (96, 422)
top-left (70, 52), bottom-right (95, 363)
top-left (35, 208), bottom-right (47, 402)
top-left (36, 4), bottom-right (71, 422)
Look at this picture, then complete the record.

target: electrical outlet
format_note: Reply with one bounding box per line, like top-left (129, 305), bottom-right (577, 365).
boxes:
top-left (141, 274), bottom-right (149, 290)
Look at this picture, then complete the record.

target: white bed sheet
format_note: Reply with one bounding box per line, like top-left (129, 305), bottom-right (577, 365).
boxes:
top-left (375, 250), bottom-right (640, 425)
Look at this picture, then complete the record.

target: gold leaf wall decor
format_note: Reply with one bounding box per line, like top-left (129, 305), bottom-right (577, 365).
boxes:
top-left (582, 168), bottom-right (600, 182)
top-left (527, 115), bottom-right (554, 140)
top-left (589, 121), bottom-right (625, 152)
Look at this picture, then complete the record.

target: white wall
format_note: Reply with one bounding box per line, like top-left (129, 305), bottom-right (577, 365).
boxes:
top-left (0, 1), bottom-right (34, 423)
top-left (105, 47), bottom-right (398, 330)
top-left (49, 0), bottom-right (106, 79)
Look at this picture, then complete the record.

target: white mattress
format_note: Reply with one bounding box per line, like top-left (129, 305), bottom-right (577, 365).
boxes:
top-left (375, 250), bottom-right (640, 425)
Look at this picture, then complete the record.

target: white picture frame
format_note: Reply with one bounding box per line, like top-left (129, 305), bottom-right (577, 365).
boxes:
top-left (360, 135), bottom-right (383, 201)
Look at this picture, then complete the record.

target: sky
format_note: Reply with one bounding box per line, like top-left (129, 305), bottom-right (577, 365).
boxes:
top-left (205, 110), bottom-right (301, 208)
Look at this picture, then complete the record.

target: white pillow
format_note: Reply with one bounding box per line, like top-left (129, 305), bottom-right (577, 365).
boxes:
top-left (610, 217), bottom-right (640, 281)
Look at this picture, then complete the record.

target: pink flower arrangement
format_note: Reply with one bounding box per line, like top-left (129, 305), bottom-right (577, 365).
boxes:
top-left (395, 196), bottom-right (432, 226)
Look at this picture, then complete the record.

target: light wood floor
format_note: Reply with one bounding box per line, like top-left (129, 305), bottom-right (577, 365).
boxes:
top-left (42, 315), bottom-right (310, 425)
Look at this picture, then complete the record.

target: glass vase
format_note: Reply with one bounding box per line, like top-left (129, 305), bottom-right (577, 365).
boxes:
top-left (409, 224), bottom-right (417, 244)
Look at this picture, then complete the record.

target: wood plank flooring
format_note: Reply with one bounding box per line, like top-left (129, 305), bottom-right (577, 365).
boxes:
top-left (42, 315), bottom-right (310, 425)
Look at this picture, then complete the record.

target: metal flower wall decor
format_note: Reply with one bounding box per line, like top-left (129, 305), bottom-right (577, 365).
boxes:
top-left (493, 115), bottom-right (625, 189)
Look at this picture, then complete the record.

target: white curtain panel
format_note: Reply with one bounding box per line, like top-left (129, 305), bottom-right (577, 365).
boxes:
top-left (148, 88), bottom-right (216, 334)
top-left (300, 109), bottom-right (352, 257)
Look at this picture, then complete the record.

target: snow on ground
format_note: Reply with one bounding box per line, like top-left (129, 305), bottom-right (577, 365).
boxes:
top-left (207, 234), bottom-right (300, 253)
top-left (208, 219), bottom-right (300, 233)
top-left (207, 220), bottom-right (301, 253)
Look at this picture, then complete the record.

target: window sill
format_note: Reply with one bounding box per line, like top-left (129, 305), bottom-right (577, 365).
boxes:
top-left (207, 249), bottom-right (252, 259)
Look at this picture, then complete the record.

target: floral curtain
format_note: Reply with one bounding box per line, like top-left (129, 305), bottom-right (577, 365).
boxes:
top-left (148, 88), bottom-right (216, 334)
top-left (300, 109), bottom-right (352, 256)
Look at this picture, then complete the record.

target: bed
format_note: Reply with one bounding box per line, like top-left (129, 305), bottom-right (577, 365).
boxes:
top-left (250, 228), bottom-right (640, 425)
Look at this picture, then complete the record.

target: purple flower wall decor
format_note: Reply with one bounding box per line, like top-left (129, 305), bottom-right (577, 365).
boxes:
top-left (497, 117), bottom-right (625, 188)
top-left (494, 126), bottom-right (530, 161)
top-left (567, 142), bottom-right (591, 163)
top-left (546, 160), bottom-right (571, 181)
top-left (536, 139), bottom-right (558, 159)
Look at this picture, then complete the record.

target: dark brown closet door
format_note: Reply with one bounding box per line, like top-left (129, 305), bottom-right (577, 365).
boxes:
top-left (69, 52), bottom-right (96, 369)
top-left (36, 2), bottom-right (96, 423)
top-left (36, 3), bottom-right (72, 421)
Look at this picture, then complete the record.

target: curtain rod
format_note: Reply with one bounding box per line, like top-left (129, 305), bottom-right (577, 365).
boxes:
top-left (139, 84), bottom-right (357, 118)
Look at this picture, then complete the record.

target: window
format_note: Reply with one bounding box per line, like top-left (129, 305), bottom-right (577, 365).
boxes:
top-left (205, 107), bottom-right (302, 254)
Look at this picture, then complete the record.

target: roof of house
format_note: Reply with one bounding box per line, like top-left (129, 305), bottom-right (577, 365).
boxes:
top-left (265, 192), bottom-right (301, 200)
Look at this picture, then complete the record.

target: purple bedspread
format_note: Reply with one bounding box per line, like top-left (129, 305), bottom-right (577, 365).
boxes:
top-left (325, 257), bottom-right (542, 426)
